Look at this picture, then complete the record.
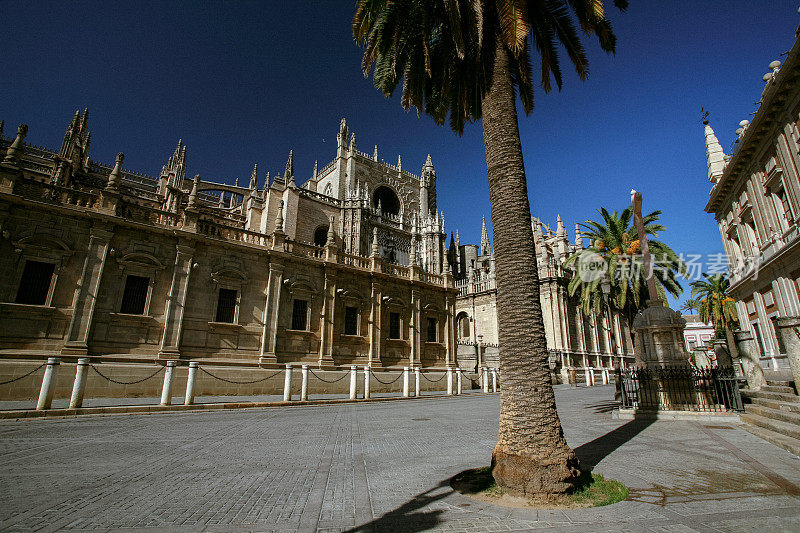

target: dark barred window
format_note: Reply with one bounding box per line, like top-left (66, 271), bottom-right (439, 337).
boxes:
top-left (119, 275), bottom-right (150, 315)
top-left (15, 260), bottom-right (55, 305)
top-left (215, 288), bottom-right (238, 323)
top-left (292, 299), bottom-right (308, 330)
top-left (389, 312), bottom-right (401, 339)
top-left (426, 317), bottom-right (437, 343)
top-left (344, 306), bottom-right (358, 335)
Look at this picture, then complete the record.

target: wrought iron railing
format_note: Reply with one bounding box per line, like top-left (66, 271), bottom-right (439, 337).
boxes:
top-left (618, 365), bottom-right (743, 413)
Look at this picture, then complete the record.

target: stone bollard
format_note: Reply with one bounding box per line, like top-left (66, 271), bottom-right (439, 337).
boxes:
top-left (447, 367), bottom-right (453, 395)
top-left (601, 368), bottom-right (609, 385)
top-left (491, 368), bottom-right (498, 392)
top-left (363, 366), bottom-right (371, 399)
top-left (403, 367), bottom-right (410, 397)
top-left (414, 367), bottom-right (421, 397)
top-left (160, 361), bottom-right (176, 406)
top-left (456, 367), bottom-right (463, 395)
top-left (349, 365), bottom-right (357, 400)
top-left (774, 317), bottom-right (800, 392)
top-left (301, 365), bottom-right (309, 401)
top-left (69, 357), bottom-right (90, 409)
top-left (283, 364), bottom-right (293, 401)
top-left (482, 367), bottom-right (490, 393)
top-left (184, 362), bottom-right (198, 406)
top-left (734, 329), bottom-right (766, 389)
top-left (36, 357), bottom-right (60, 410)
top-left (584, 367), bottom-right (592, 387)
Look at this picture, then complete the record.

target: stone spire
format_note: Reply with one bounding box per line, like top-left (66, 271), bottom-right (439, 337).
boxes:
top-left (397, 154), bottom-right (402, 172)
top-left (249, 164), bottom-right (258, 191)
top-left (187, 174), bottom-right (200, 209)
top-left (371, 227), bottom-right (380, 257)
top-left (556, 214), bottom-right (567, 237)
top-left (575, 223), bottom-right (583, 248)
top-left (703, 116), bottom-right (727, 184)
top-left (455, 229), bottom-right (461, 246)
top-left (2, 124), bottom-right (28, 167)
top-left (106, 152), bottom-right (124, 190)
top-left (373, 145), bottom-right (378, 161)
top-left (285, 150), bottom-right (295, 187)
top-left (326, 215), bottom-right (336, 245)
top-left (312, 160), bottom-right (318, 180)
top-left (409, 224), bottom-right (418, 266)
top-left (349, 133), bottom-right (356, 153)
top-left (480, 216), bottom-right (491, 255)
top-left (275, 200), bottom-right (285, 233)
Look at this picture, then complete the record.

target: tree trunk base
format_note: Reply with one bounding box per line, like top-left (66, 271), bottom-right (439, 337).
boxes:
top-left (491, 447), bottom-right (582, 499)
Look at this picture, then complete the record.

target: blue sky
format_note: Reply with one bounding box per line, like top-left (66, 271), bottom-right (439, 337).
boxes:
top-left (2, 1), bottom-right (798, 308)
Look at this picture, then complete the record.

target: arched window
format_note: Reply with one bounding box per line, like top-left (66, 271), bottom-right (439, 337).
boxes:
top-left (314, 226), bottom-right (328, 247)
top-left (373, 186), bottom-right (400, 216)
top-left (323, 183), bottom-right (333, 197)
top-left (456, 312), bottom-right (470, 339)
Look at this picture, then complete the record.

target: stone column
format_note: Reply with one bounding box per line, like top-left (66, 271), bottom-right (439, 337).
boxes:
top-left (259, 261), bottom-right (284, 364)
top-left (414, 366), bottom-right (421, 397)
top-left (734, 329), bottom-right (767, 389)
top-left (368, 281), bottom-right (382, 366)
top-left (444, 294), bottom-right (456, 367)
top-left (774, 317), bottom-right (800, 390)
top-left (403, 366), bottom-right (410, 397)
top-left (300, 365), bottom-right (309, 401)
top-left (349, 365), bottom-right (357, 400)
top-left (363, 366), bottom-right (371, 399)
top-left (584, 367), bottom-right (592, 387)
top-left (283, 364), bottom-right (293, 401)
top-left (159, 244), bottom-right (195, 358)
top-left (184, 361), bottom-right (198, 405)
top-left (318, 272), bottom-right (336, 368)
top-left (62, 228), bottom-right (113, 355)
top-left (447, 367), bottom-right (453, 395)
top-left (36, 357), bottom-right (60, 410)
top-left (491, 368), bottom-right (497, 392)
top-left (410, 289), bottom-right (421, 367)
top-left (456, 367), bottom-right (463, 395)
top-left (69, 358), bottom-right (90, 408)
top-left (160, 361), bottom-right (176, 406)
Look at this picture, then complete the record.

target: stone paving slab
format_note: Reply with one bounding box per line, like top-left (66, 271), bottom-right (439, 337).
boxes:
top-left (0, 385), bottom-right (799, 532)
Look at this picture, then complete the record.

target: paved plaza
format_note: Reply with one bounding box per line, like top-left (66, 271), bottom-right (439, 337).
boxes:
top-left (1, 385), bottom-right (799, 532)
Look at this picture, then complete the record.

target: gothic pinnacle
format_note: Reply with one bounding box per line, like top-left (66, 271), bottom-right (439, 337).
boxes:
top-left (285, 150), bottom-right (295, 186)
top-left (480, 216), bottom-right (491, 254)
top-left (249, 164), bottom-right (258, 190)
top-left (187, 174), bottom-right (200, 208)
top-left (703, 116), bottom-right (727, 184)
top-left (106, 152), bottom-right (124, 190)
top-left (371, 227), bottom-right (380, 257)
top-left (2, 123), bottom-right (28, 167)
top-left (312, 160), bottom-right (318, 180)
top-left (373, 145), bottom-right (378, 161)
top-left (275, 200), bottom-right (285, 233)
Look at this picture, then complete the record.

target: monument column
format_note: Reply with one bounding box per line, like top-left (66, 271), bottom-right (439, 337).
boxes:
top-left (318, 269), bottom-right (336, 368)
top-left (259, 260), bottom-right (284, 364)
top-left (368, 279), bottom-right (382, 366)
top-left (158, 243), bottom-right (194, 358)
top-left (734, 329), bottom-right (767, 389)
top-left (62, 227), bottom-right (113, 356)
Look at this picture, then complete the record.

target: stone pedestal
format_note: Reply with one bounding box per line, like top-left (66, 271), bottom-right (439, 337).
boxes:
top-left (774, 317), bottom-right (800, 391)
top-left (712, 339), bottom-right (733, 368)
top-left (632, 300), bottom-right (689, 366)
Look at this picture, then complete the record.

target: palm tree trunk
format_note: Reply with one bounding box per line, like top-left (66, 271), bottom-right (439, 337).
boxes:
top-left (482, 40), bottom-right (581, 498)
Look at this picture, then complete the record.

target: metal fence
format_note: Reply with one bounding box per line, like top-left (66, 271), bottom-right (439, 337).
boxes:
top-left (618, 365), bottom-right (743, 413)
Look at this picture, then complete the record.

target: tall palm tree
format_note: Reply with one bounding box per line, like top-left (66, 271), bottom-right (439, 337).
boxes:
top-left (691, 273), bottom-right (740, 358)
top-left (353, 1), bottom-right (628, 497)
top-left (565, 207), bottom-right (685, 330)
top-left (680, 298), bottom-right (701, 314)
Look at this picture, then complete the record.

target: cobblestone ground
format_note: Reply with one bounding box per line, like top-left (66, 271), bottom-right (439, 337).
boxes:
top-left (1, 385), bottom-right (799, 532)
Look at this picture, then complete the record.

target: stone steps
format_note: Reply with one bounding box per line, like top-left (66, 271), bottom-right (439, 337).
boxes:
top-left (739, 380), bottom-right (800, 456)
top-left (745, 404), bottom-right (800, 426)
top-left (741, 389), bottom-right (800, 402)
top-left (761, 384), bottom-right (797, 395)
top-left (740, 421), bottom-right (800, 456)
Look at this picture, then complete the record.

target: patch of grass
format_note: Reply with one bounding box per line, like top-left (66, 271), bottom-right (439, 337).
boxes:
top-left (569, 473), bottom-right (628, 507)
top-left (451, 468), bottom-right (628, 509)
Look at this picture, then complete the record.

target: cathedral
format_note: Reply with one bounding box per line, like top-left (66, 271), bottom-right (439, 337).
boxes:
top-left (449, 215), bottom-right (636, 381)
top-left (0, 113), bottom-right (456, 369)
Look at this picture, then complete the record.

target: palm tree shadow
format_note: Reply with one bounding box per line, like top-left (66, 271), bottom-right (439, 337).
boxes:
top-left (346, 479), bottom-right (451, 532)
top-left (573, 416), bottom-right (655, 469)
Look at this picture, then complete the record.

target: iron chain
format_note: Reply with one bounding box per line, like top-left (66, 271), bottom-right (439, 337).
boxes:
top-left (0, 364), bottom-right (46, 386)
top-left (91, 365), bottom-right (164, 385)
top-left (198, 366), bottom-right (283, 384)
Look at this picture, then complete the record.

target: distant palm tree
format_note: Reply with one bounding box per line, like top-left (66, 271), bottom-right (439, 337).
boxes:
top-left (680, 298), bottom-right (701, 314)
top-left (691, 273), bottom-right (740, 357)
top-left (353, 0), bottom-right (628, 497)
top-left (565, 207), bottom-right (685, 330)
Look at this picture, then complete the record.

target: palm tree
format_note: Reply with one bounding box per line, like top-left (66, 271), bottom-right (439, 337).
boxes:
top-left (565, 207), bottom-right (685, 331)
top-left (690, 273), bottom-right (740, 358)
top-left (680, 298), bottom-right (701, 314)
top-left (353, 1), bottom-right (628, 497)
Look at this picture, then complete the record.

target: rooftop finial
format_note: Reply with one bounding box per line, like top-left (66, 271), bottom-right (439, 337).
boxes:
top-left (373, 145), bottom-right (378, 161)
top-left (2, 123), bottom-right (28, 167)
top-left (312, 160), bottom-right (318, 179)
top-left (703, 110), bottom-right (727, 184)
top-left (285, 150), bottom-right (295, 186)
top-left (397, 154), bottom-right (402, 171)
top-left (371, 227), bottom-right (380, 257)
top-left (249, 164), bottom-right (258, 190)
top-left (275, 200), bottom-right (285, 233)
top-left (326, 215), bottom-right (336, 246)
top-left (187, 174), bottom-right (200, 208)
top-left (106, 152), bottom-right (124, 190)
top-left (480, 216), bottom-right (491, 255)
